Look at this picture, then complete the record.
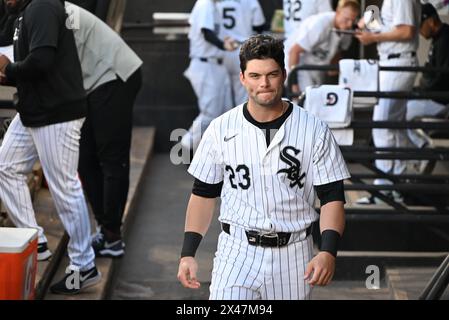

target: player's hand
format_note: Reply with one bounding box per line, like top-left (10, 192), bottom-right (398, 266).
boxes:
top-left (357, 17), bottom-right (366, 30)
top-left (177, 256), bottom-right (201, 289)
top-left (224, 36), bottom-right (239, 51)
top-left (0, 54), bottom-right (11, 73)
top-left (0, 72), bottom-right (7, 85)
top-left (291, 84), bottom-right (300, 95)
top-left (304, 252), bottom-right (336, 287)
top-left (355, 31), bottom-right (377, 46)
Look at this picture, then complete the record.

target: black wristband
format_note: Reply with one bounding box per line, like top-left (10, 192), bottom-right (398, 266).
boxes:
top-left (320, 229), bottom-right (341, 258)
top-left (181, 232), bottom-right (203, 258)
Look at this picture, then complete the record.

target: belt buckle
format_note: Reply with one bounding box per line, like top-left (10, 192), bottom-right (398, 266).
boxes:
top-left (260, 233), bottom-right (279, 247)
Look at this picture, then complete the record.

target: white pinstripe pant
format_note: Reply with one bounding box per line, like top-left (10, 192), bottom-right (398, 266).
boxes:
top-left (210, 226), bottom-right (313, 300)
top-left (0, 115), bottom-right (95, 271)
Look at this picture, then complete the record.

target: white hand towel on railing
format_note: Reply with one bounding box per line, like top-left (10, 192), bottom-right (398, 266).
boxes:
top-left (304, 85), bottom-right (353, 129)
top-left (339, 59), bottom-right (379, 92)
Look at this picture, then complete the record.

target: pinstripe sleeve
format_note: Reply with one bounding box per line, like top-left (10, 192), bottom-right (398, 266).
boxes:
top-left (188, 122), bottom-right (224, 184)
top-left (312, 123), bottom-right (351, 186)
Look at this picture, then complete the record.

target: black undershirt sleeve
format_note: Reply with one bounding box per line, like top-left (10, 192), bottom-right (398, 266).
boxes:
top-left (202, 28), bottom-right (225, 51)
top-left (5, 46), bottom-right (56, 82)
top-left (315, 180), bottom-right (346, 207)
top-left (192, 178), bottom-right (223, 198)
top-left (253, 24), bottom-right (266, 34)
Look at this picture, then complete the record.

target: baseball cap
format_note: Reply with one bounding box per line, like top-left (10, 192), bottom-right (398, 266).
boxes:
top-left (421, 3), bottom-right (438, 24)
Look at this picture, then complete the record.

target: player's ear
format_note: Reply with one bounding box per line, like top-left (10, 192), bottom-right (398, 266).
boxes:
top-left (239, 72), bottom-right (245, 85)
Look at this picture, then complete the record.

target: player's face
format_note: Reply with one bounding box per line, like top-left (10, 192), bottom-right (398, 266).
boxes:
top-left (4, 0), bottom-right (21, 14)
top-left (335, 7), bottom-right (359, 30)
top-left (240, 59), bottom-right (286, 108)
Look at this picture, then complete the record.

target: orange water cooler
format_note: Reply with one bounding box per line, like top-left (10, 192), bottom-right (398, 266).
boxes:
top-left (0, 228), bottom-right (38, 300)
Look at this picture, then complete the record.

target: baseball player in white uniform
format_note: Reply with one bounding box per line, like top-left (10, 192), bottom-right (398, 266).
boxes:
top-left (216, 0), bottom-right (266, 106)
top-left (178, 35), bottom-right (350, 300)
top-left (182, 0), bottom-right (236, 151)
top-left (356, 0), bottom-right (421, 201)
top-left (283, 0), bottom-right (333, 75)
top-left (288, 0), bottom-right (359, 93)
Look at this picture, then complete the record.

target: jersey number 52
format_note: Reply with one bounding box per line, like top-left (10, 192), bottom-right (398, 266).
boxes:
top-left (226, 165), bottom-right (251, 190)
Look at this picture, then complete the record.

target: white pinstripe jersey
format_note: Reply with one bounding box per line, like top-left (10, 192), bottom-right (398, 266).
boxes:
top-left (188, 102), bottom-right (350, 233)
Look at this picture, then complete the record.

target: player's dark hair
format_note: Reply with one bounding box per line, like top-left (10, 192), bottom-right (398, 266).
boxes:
top-left (239, 34), bottom-right (285, 73)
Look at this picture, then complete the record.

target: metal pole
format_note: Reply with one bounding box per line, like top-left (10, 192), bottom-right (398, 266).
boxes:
top-left (345, 184), bottom-right (449, 193)
top-left (420, 254), bottom-right (449, 300)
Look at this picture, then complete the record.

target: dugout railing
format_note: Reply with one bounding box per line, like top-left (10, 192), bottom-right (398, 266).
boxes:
top-left (287, 63), bottom-right (449, 217)
top-left (288, 64), bottom-right (449, 299)
top-left (420, 253), bottom-right (449, 300)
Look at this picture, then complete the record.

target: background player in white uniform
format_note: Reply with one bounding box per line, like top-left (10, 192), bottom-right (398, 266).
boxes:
top-left (356, 0), bottom-right (421, 203)
top-left (177, 35), bottom-right (350, 300)
top-left (288, 0), bottom-right (359, 93)
top-left (283, 0), bottom-right (332, 37)
top-left (283, 0), bottom-right (333, 89)
top-left (181, 0), bottom-right (236, 151)
top-left (216, 0), bottom-right (266, 106)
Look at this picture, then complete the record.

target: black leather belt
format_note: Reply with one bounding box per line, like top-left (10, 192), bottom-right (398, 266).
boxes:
top-left (199, 57), bottom-right (223, 65)
top-left (387, 52), bottom-right (416, 60)
top-left (222, 223), bottom-right (312, 248)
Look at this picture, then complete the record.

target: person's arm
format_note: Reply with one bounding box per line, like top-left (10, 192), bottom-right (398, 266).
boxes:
top-left (3, 46), bottom-right (56, 82)
top-left (328, 52), bottom-right (342, 77)
top-left (288, 43), bottom-right (306, 93)
top-left (307, 123), bottom-right (350, 287)
top-left (288, 43), bottom-right (305, 72)
top-left (202, 27), bottom-right (225, 50)
top-left (201, 28), bottom-right (237, 51)
top-left (356, 24), bottom-right (415, 46)
top-left (0, 15), bottom-right (16, 46)
top-left (304, 201), bottom-right (345, 287)
top-left (177, 194), bottom-right (217, 289)
top-left (420, 43), bottom-right (449, 92)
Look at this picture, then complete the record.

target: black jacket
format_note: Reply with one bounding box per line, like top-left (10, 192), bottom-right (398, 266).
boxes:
top-left (0, 3), bottom-right (16, 46)
top-left (5, 0), bottom-right (87, 127)
top-left (420, 23), bottom-right (449, 104)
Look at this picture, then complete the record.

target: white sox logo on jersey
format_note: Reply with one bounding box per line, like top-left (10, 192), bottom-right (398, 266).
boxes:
top-left (277, 146), bottom-right (306, 189)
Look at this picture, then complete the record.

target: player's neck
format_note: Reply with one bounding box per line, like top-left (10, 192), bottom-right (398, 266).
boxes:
top-left (247, 100), bottom-right (287, 123)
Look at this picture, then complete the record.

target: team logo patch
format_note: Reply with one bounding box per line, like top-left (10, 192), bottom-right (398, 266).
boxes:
top-left (277, 146), bottom-right (306, 189)
top-left (326, 92), bottom-right (339, 106)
